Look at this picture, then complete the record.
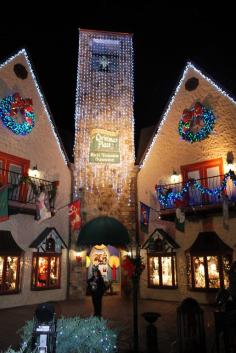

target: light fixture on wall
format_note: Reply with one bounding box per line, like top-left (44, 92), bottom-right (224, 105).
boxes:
top-left (226, 151), bottom-right (234, 172)
top-left (171, 170), bottom-right (179, 184)
top-left (29, 165), bottom-right (40, 178)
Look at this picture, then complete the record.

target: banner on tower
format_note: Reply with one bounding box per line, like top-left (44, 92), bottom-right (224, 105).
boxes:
top-left (89, 129), bottom-right (120, 164)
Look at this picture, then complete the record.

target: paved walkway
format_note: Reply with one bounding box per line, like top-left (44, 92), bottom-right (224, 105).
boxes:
top-left (0, 296), bottom-right (216, 353)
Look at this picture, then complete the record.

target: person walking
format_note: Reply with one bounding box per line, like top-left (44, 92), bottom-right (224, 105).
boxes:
top-left (88, 269), bottom-right (106, 318)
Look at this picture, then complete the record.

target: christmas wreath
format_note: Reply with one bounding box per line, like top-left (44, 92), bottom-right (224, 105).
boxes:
top-left (0, 93), bottom-right (35, 135)
top-left (178, 102), bottom-right (215, 143)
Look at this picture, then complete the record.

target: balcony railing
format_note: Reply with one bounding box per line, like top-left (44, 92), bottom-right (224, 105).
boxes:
top-left (0, 168), bottom-right (55, 205)
top-left (157, 174), bottom-right (236, 211)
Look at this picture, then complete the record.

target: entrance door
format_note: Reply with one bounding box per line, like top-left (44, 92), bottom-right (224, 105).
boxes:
top-left (181, 158), bottom-right (223, 206)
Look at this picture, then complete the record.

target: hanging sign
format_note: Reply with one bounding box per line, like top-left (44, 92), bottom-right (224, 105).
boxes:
top-left (89, 129), bottom-right (120, 163)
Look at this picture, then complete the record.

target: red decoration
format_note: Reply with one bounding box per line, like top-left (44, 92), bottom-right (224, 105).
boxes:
top-left (122, 256), bottom-right (135, 278)
top-left (69, 200), bottom-right (81, 231)
top-left (112, 265), bottom-right (116, 281)
top-left (194, 102), bottom-right (203, 116)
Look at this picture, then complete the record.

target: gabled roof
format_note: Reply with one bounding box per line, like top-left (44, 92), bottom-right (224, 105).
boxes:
top-left (142, 228), bottom-right (180, 250)
top-left (139, 62), bottom-right (236, 169)
top-left (0, 230), bottom-right (24, 254)
top-left (186, 231), bottom-right (233, 255)
top-left (29, 227), bottom-right (68, 249)
top-left (0, 49), bottom-right (69, 165)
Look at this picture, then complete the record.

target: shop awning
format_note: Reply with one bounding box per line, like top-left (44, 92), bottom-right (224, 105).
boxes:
top-left (186, 231), bottom-right (233, 255)
top-left (0, 230), bottom-right (24, 255)
top-left (77, 216), bottom-right (131, 247)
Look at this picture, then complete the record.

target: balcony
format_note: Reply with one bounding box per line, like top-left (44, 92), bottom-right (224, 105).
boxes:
top-left (156, 173), bottom-right (236, 217)
top-left (0, 168), bottom-right (56, 216)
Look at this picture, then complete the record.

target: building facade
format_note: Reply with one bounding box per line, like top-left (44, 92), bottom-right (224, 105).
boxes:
top-left (0, 50), bottom-right (71, 308)
top-left (138, 63), bottom-right (236, 304)
top-left (71, 29), bottom-right (136, 297)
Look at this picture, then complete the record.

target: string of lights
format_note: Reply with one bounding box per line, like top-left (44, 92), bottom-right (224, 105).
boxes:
top-left (156, 170), bottom-right (235, 208)
top-left (0, 49), bottom-right (68, 164)
top-left (140, 62), bottom-right (236, 168)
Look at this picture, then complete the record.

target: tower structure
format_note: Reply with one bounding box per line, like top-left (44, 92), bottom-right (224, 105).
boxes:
top-left (74, 29), bottom-right (136, 234)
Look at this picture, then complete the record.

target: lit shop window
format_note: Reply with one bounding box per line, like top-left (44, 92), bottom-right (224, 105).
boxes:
top-left (186, 232), bottom-right (232, 291)
top-left (0, 255), bottom-right (21, 294)
top-left (31, 253), bottom-right (61, 290)
top-left (187, 254), bottom-right (231, 290)
top-left (148, 253), bottom-right (177, 288)
top-left (143, 228), bottom-right (180, 290)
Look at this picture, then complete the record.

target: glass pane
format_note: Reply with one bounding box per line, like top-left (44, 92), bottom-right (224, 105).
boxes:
top-left (223, 255), bottom-right (231, 287)
top-left (5, 256), bottom-right (18, 291)
top-left (37, 257), bottom-right (49, 288)
top-left (207, 256), bottom-right (220, 288)
top-left (49, 257), bottom-right (59, 287)
top-left (161, 256), bottom-right (173, 286)
top-left (0, 256), bottom-right (4, 285)
top-left (149, 256), bottom-right (160, 286)
top-left (193, 256), bottom-right (206, 288)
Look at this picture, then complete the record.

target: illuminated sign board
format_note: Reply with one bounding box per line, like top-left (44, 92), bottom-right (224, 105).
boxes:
top-left (89, 129), bottom-right (120, 163)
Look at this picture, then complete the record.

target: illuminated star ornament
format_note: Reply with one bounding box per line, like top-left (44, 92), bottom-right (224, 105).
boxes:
top-left (0, 92), bottom-right (36, 135)
top-left (178, 102), bottom-right (216, 143)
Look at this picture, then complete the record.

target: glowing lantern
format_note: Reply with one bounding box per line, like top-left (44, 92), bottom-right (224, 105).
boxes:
top-left (86, 256), bottom-right (91, 268)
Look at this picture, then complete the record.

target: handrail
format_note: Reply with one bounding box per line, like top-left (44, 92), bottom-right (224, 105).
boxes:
top-left (156, 174), bottom-right (236, 210)
top-left (0, 168), bottom-right (55, 205)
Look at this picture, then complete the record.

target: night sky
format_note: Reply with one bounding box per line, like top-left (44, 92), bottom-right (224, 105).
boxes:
top-left (0, 4), bottom-right (235, 161)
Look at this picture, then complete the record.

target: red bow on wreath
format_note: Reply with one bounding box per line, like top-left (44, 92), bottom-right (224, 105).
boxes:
top-left (10, 93), bottom-right (33, 117)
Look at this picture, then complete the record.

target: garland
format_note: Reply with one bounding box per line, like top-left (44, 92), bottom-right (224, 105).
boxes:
top-left (3, 316), bottom-right (117, 353)
top-left (0, 93), bottom-right (35, 135)
top-left (156, 170), bottom-right (235, 208)
top-left (178, 102), bottom-right (215, 143)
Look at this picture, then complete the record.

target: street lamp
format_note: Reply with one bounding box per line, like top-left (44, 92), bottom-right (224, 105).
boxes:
top-left (31, 302), bottom-right (57, 353)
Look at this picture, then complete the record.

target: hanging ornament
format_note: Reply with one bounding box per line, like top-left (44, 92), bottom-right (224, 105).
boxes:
top-left (0, 93), bottom-right (36, 135)
top-left (178, 102), bottom-right (215, 143)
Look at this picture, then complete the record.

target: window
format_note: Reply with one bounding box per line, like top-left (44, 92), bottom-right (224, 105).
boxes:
top-left (186, 232), bottom-right (232, 291)
top-left (148, 253), bottom-right (177, 288)
top-left (0, 255), bottom-right (21, 294)
top-left (181, 158), bottom-right (224, 206)
top-left (91, 38), bottom-right (120, 73)
top-left (31, 253), bottom-right (61, 290)
top-left (0, 151), bottom-right (29, 202)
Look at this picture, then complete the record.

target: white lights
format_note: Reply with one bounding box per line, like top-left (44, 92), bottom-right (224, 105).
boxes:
top-left (140, 62), bottom-right (236, 169)
top-left (0, 49), bottom-right (68, 165)
top-left (73, 30), bottom-right (135, 200)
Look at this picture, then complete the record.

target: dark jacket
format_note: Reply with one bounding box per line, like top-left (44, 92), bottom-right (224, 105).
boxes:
top-left (88, 275), bottom-right (105, 296)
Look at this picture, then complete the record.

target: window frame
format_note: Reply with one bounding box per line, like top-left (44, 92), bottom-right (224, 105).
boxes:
top-left (147, 252), bottom-right (178, 289)
top-left (0, 253), bottom-right (21, 295)
top-left (31, 252), bottom-right (61, 291)
top-left (0, 151), bottom-right (30, 202)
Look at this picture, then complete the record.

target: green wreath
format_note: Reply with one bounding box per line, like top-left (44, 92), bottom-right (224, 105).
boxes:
top-left (178, 102), bottom-right (215, 143)
top-left (0, 93), bottom-right (35, 135)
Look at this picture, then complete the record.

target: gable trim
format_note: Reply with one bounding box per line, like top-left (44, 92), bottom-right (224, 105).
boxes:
top-left (139, 62), bottom-right (236, 169)
top-left (0, 49), bottom-right (69, 165)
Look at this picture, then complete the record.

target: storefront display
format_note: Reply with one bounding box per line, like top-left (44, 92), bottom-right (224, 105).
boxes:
top-left (0, 230), bottom-right (24, 295)
top-left (0, 255), bottom-right (20, 294)
top-left (186, 231), bottom-right (232, 290)
top-left (148, 253), bottom-right (177, 288)
top-left (31, 254), bottom-right (61, 290)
